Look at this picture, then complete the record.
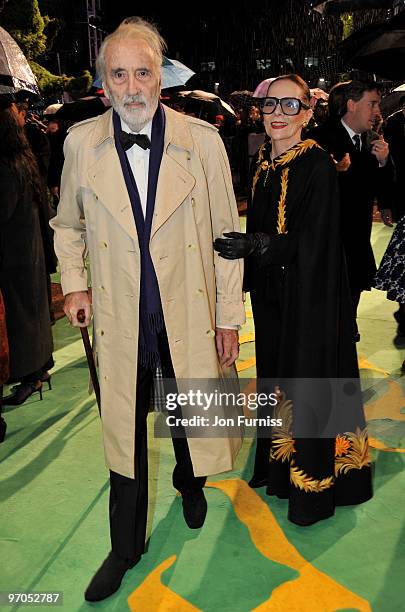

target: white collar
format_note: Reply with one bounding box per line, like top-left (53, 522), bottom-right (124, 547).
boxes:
top-left (120, 117), bottom-right (152, 139)
top-left (341, 118), bottom-right (361, 142)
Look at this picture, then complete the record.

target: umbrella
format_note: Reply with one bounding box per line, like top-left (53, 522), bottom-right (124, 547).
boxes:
top-left (92, 56), bottom-right (195, 90)
top-left (253, 78), bottom-right (276, 99)
top-left (0, 25), bottom-right (39, 96)
top-left (313, 0), bottom-right (394, 15)
top-left (54, 96), bottom-right (111, 122)
top-left (310, 88), bottom-right (329, 109)
top-left (229, 90), bottom-right (253, 109)
top-left (380, 85), bottom-right (405, 118)
top-left (161, 57), bottom-right (195, 89)
top-left (176, 90), bottom-right (236, 117)
top-left (338, 11), bottom-right (405, 80)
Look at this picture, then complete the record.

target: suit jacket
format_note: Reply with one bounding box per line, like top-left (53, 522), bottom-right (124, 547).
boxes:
top-left (307, 119), bottom-right (394, 291)
top-left (50, 105), bottom-right (245, 479)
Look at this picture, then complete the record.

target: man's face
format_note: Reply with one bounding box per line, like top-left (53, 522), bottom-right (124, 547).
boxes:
top-left (103, 37), bottom-right (161, 132)
top-left (348, 89), bottom-right (381, 133)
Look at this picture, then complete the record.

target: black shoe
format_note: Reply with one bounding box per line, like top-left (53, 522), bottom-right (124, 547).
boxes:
top-left (181, 489), bottom-right (207, 529)
top-left (401, 359), bottom-right (405, 374)
top-left (354, 332), bottom-right (361, 343)
top-left (84, 551), bottom-right (140, 602)
top-left (2, 382), bottom-right (43, 405)
top-left (248, 475), bottom-right (268, 488)
top-left (41, 372), bottom-right (52, 390)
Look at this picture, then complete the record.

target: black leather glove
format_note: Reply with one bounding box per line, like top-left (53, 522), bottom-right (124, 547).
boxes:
top-left (214, 232), bottom-right (271, 259)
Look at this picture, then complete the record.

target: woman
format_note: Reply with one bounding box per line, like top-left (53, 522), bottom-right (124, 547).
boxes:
top-left (0, 96), bottom-right (53, 405)
top-left (215, 75), bottom-right (372, 526)
top-left (374, 215), bottom-right (405, 370)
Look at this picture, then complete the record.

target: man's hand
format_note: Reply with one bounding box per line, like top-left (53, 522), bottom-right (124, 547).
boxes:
top-left (334, 152), bottom-right (351, 172)
top-left (64, 290), bottom-right (92, 327)
top-left (380, 209), bottom-right (393, 227)
top-left (214, 232), bottom-right (270, 259)
top-left (370, 136), bottom-right (389, 165)
top-left (215, 328), bottom-right (239, 367)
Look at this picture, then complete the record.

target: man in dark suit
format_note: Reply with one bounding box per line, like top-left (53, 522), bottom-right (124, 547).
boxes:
top-left (308, 80), bottom-right (393, 341)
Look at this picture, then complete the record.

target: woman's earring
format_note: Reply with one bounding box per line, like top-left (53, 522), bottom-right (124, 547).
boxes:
top-left (302, 121), bottom-right (308, 128)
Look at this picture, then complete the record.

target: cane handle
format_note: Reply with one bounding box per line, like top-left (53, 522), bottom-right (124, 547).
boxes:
top-left (77, 309), bottom-right (86, 324)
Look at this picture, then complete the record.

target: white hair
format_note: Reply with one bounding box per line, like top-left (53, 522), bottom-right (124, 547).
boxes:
top-left (96, 16), bottom-right (167, 82)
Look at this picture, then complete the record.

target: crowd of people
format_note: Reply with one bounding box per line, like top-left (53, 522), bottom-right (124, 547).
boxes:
top-left (1, 14), bottom-right (405, 603)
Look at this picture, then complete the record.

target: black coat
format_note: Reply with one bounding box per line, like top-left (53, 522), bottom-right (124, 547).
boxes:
top-left (0, 160), bottom-right (53, 381)
top-left (307, 119), bottom-right (394, 292)
top-left (245, 140), bottom-right (372, 523)
top-left (246, 140), bottom-right (358, 380)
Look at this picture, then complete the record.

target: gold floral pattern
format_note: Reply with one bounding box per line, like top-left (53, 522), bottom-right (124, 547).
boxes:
top-left (251, 139), bottom-right (322, 229)
top-left (290, 462), bottom-right (334, 493)
top-left (270, 139), bottom-right (320, 171)
top-left (270, 398), bottom-right (294, 462)
top-left (268, 398), bottom-right (370, 493)
top-left (334, 428), bottom-right (371, 476)
top-left (277, 168), bottom-right (289, 234)
top-left (335, 434), bottom-right (351, 457)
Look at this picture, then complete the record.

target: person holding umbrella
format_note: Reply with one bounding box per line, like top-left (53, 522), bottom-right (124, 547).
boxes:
top-left (50, 16), bottom-right (244, 602)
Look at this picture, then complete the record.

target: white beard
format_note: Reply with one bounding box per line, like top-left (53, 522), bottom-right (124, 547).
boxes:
top-left (106, 89), bottom-right (159, 132)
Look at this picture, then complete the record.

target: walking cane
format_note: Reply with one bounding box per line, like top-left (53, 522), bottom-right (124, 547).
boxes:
top-left (77, 309), bottom-right (101, 416)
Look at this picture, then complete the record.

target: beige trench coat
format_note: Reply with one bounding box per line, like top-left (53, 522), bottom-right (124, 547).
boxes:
top-left (51, 105), bottom-right (245, 478)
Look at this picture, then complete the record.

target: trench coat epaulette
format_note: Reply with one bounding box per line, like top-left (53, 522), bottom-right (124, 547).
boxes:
top-left (67, 115), bottom-right (99, 134)
top-left (184, 114), bottom-right (219, 133)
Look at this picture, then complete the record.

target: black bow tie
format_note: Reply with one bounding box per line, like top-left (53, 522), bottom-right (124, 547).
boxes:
top-left (119, 130), bottom-right (151, 151)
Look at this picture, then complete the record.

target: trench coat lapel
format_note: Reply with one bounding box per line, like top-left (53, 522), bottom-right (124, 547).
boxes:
top-left (151, 106), bottom-right (196, 239)
top-left (87, 107), bottom-right (196, 242)
top-left (87, 110), bottom-right (138, 244)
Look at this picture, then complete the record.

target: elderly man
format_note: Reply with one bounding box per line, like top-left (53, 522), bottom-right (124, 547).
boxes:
top-left (51, 17), bottom-right (244, 602)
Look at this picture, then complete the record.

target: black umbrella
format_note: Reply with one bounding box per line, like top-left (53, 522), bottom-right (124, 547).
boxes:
top-left (54, 96), bottom-right (111, 122)
top-left (229, 90), bottom-right (253, 109)
top-left (338, 11), bottom-right (405, 80)
top-left (176, 90), bottom-right (236, 117)
top-left (313, 0), bottom-right (394, 15)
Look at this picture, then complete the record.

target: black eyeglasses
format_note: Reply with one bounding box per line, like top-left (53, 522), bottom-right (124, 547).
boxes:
top-left (259, 97), bottom-right (310, 116)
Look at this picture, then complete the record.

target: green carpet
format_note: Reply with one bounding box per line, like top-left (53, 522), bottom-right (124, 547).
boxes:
top-left (0, 222), bottom-right (404, 611)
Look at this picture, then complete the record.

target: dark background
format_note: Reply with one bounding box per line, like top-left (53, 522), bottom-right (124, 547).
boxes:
top-left (36, 0), bottom-right (398, 94)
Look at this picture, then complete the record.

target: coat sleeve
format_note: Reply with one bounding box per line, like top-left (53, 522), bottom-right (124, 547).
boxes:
top-left (49, 130), bottom-right (88, 296)
top-left (199, 128), bottom-right (245, 327)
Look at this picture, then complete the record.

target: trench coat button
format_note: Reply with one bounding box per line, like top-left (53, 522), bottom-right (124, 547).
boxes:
top-left (100, 241), bottom-right (108, 248)
top-left (187, 243), bottom-right (196, 250)
top-left (196, 288), bottom-right (204, 296)
top-left (99, 285), bottom-right (105, 291)
top-left (104, 375), bottom-right (108, 381)
top-left (97, 329), bottom-right (104, 336)
top-left (191, 197), bottom-right (196, 207)
top-left (206, 329), bottom-right (215, 337)
top-left (186, 153), bottom-right (191, 161)
top-left (95, 195), bottom-right (98, 201)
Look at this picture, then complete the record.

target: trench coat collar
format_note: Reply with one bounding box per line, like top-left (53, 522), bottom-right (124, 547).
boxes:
top-left (88, 104), bottom-right (196, 243)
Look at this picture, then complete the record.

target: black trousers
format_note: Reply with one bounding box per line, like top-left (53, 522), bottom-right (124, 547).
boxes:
top-left (109, 330), bottom-right (206, 564)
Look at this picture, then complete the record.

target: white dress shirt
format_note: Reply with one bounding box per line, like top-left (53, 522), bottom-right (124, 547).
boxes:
top-left (120, 118), bottom-right (152, 218)
top-left (341, 118), bottom-right (362, 150)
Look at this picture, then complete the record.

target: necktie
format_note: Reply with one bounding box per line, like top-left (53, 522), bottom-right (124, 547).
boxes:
top-left (119, 130), bottom-right (151, 151)
top-left (353, 134), bottom-right (361, 152)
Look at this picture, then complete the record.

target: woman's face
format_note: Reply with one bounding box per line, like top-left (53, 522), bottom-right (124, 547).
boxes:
top-left (263, 79), bottom-right (312, 152)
